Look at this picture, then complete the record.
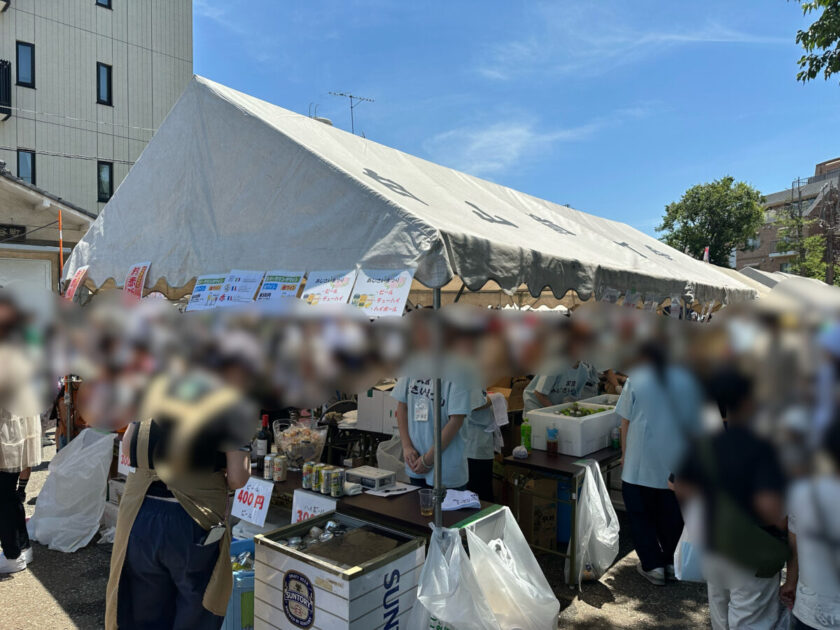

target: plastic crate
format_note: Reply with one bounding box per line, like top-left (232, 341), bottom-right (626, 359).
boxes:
top-left (222, 539), bottom-right (255, 630)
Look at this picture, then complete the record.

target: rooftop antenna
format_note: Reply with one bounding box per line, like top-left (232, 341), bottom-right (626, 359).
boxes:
top-left (328, 91), bottom-right (374, 135)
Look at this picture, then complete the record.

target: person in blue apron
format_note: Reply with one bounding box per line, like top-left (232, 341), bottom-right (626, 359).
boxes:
top-left (392, 377), bottom-right (483, 490)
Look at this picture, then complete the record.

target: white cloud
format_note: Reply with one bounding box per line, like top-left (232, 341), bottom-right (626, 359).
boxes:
top-left (476, 5), bottom-right (789, 81)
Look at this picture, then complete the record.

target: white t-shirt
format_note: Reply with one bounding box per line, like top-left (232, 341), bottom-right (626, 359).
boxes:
top-left (789, 477), bottom-right (840, 629)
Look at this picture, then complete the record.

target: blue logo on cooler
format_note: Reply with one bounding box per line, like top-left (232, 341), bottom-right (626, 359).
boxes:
top-left (383, 569), bottom-right (400, 629)
top-left (283, 570), bottom-right (314, 628)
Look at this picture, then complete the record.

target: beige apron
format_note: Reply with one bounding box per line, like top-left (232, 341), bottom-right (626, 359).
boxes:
top-left (104, 401), bottom-right (238, 629)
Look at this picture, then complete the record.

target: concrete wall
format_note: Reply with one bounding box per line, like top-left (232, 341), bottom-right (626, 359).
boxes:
top-left (0, 0), bottom-right (192, 213)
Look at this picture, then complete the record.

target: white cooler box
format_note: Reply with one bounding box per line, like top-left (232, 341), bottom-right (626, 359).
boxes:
top-left (255, 512), bottom-right (424, 629)
top-left (525, 401), bottom-right (619, 457)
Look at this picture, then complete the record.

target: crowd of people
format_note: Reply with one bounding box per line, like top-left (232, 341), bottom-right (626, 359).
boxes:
top-left (0, 287), bottom-right (838, 630)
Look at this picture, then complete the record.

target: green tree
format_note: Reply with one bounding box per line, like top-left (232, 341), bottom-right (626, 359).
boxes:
top-left (795, 0), bottom-right (840, 83)
top-left (656, 176), bottom-right (764, 267)
top-left (776, 211), bottom-right (827, 278)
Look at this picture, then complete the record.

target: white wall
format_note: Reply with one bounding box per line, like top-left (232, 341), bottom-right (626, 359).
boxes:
top-left (0, 0), bottom-right (193, 213)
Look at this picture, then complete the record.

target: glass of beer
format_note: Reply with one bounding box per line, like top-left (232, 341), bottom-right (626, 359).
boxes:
top-left (419, 489), bottom-right (434, 516)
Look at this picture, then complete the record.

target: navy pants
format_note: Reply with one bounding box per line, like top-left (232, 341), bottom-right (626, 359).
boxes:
top-left (117, 497), bottom-right (224, 630)
top-left (0, 471), bottom-right (28, 560)
top-left (467, 458), bottom-right (494, 502)
top-left (622, 482), bottom-right (684, 572)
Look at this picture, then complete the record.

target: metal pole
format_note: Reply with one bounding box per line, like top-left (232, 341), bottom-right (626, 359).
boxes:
top-left (63, 377), bottom-right (73, 450)
top-left (433, 287), bottom-right (443, 529)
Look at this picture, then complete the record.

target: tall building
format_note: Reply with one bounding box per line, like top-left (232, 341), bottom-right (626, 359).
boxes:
top-left (0, 0), bottom-right (192, 289)
top-left (736, 157), bottom-right (840, 273)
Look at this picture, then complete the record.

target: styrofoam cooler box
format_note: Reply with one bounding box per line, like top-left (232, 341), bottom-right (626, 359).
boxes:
top-left (255, 512), bottom-right (424, 630)
top-left (525, 401), bottom-right (619, 456)
top-left (578, 394), bottom-right (621, 407)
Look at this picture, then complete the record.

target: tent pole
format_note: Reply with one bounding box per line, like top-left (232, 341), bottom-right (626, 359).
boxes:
top-left (433, 287), bottom-right (443, 530)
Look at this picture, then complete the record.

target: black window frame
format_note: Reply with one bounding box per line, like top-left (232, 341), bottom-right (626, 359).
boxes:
top-left (16, 41), bottom-right (35, 88)
top-left (96, 62), bottom-right (112, 106)
top-left (97, 161), bottom-right (114, 202)
top-left (17, 149), bottom-right (35, 186)
top-left (96, 0), bottom-right (112, 8)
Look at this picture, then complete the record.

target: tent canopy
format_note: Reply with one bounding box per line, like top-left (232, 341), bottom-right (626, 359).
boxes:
top-left (65, 76), bottom-right (755, 306)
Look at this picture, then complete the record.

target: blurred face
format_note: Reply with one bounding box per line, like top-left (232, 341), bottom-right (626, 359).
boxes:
top-left (0, 303), bottom-right (18, 339)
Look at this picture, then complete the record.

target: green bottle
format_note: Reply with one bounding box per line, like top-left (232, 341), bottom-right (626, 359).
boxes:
top-left (521, 418), bottom-right (532, 452)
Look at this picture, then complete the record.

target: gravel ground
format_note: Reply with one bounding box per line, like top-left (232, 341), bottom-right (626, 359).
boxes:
top-left (1, 433), bottom-right (710, 629)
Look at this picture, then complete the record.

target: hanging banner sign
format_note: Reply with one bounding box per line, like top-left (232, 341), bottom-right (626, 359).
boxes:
top-left (256, 270), bottom-right (306, 302)
top-left (123, 261), bottom-right (151, 301)
top-left (350, 269), bottom-right (415, 317)
top-left (231, 476), bottom-right (275, 527)
top-left (63, 265), bottom-right (89, 301)
top-left (218, 270), bottom-right (265, 306)
top-left (185, 274), bottom-right (227, 312)
top-left (300, 270), bottom-right (358, 306)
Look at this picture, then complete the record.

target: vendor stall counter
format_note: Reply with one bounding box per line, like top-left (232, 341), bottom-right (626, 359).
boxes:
top-left (502, 446), bottom-right (622, 586)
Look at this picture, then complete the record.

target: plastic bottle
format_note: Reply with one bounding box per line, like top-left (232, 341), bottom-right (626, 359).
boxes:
top-left (521, 418), bottom-right (532, 452)
top-left (610, 426), bottom-right (621, 450)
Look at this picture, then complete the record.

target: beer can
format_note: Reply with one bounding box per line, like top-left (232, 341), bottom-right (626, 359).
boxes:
top-left (330, 467), bottom-right (344, 498)
top-left (273, 455), bottom-right (288, 482)
top-left (263, 454), bottom-right (274, 480)
top-left (313, 463), bottom-right (327, 491)
top-left (301, 461), bottom-right (315, 489)
top-left (320, 466), bottom-right (333, 494)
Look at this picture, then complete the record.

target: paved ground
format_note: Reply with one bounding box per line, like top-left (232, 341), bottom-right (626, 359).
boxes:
top-left (1, 432), bottom-right (710, 629)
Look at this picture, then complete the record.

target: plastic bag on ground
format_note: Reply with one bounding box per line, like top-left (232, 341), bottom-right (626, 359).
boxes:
top-left (773, 605), bottom-right (791, 630)
top-left (465, 506), bottom-right (560, 630)
top-left (376, 434), bottom-right (409, 483)
top-left (27, 428), bottom-right (116, 552)
top-left (565, 459), bottom-right (620, 585)
top-left (674, 498), bottom-right (706, 583)
top-left (410, 525), bottom-right (500, 630)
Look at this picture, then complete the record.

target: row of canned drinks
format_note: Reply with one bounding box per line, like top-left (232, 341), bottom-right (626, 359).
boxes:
top-left (262, 453), bottom-right (288, 482)
top-left (301, 461), bottom-right (345, 498)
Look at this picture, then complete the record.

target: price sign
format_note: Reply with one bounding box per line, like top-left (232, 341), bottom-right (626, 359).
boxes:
top-left (123, 261), bottom-right (151, 301)
top-left (291, 489), bottom-right (337, 524)
top-left (232, 477), bottom-right (275, 527)
top-left (117, 448), bottom-right (135, 476)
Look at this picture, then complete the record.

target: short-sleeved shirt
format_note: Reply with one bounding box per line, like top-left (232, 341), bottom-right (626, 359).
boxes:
top-left (678, 425), bottom-right (787, 550)
top-left (788, 477), bottom-right (840, 629)
top-left (463, 391), bottom-right (495, 460)
top-left (391, 377), bottom-right (482, 488)
top-left (522, 362), bottom-right (600, 412)
top-left (616, 364), bottom-right (702, 489)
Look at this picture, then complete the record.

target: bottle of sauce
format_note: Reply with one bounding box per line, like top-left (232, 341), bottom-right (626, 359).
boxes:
top-left (546, 426), bottom-right (558, 456)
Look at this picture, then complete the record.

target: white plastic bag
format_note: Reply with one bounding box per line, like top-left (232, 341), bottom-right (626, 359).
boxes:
top-left (376, 434), bottom-right (409, 483)
top-left (566, 459), bottom-right (620, 584)
top-left (674, 498), bottom-right (705, 583)
top-left (410, 526), bottom-right (500, 630)
top-left (773, 605), bottom-right (791, 630)
top-left (27, 428), bottom-right (116, 552)
top-left (465, 506), bottom-right (560, 630)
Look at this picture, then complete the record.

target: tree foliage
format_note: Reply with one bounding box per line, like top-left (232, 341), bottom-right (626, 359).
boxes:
top-left (656, 176), bottom-right (764, 267)
top-left (776, 211), bottom-right (827, 279)
top-left (795, 0), bottom-right (840, 83)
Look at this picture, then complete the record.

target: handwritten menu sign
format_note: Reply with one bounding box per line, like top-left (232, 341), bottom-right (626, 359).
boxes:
top-left (123, 262), bottom-right (151, 301)
top-left (64, 265), bottom-right (89, 301)
top-left (256, 270), bottom-right (306, 302)
top-left (350, 269), bottom-right (415, 318)
top-left (300, 270), bottom-right (357, 306)
top-left (232, 477), bottom-right (275, 527)
top-left (291, 489), bottom-right (337, 523)
top-left (218, 270), bottom-right (265, 306)
top-left (185, 274), bottom-right (227, 312)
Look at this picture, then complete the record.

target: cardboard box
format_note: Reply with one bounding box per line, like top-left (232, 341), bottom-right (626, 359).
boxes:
top-left (356, 381), bottom-right (396, 434)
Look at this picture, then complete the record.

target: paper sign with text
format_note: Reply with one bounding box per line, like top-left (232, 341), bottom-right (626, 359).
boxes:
top-left (350, 269), bottom-right (415, 318)
top-left (300, 270), bottom-right (357, 307)
top-left (64, 265), bottom-right (89, 301)
top-left (123, 262), bottom-right (151, 301)
top-left (291, 489), bottom-right (337, 523)
top-left (185, 274), bottom-right (227, 311)
top-left (218, 270), bottom-right (265, 306)
top-left (232, 477), bottom-right (275, 527)
top-left (117, 448), bottom-right (135, 476)
top-left (256, 270), bottom-right (306, 302)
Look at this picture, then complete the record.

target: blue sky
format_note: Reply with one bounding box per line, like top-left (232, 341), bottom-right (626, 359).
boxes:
top-left (193, 1), bottom-right (839, 235)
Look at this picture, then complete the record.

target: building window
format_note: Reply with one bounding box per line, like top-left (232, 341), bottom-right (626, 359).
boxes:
top-left (97, 62), bottom-right (112, 106)
top-left (17, 149), bottom-right (35, 185)
top-left (16, 42), bottom-right (34, 88)
top-left (96, 0), bottom-right (112, 8)
top-left (97, 161), bottom-right (113, 202)
top-left (780, 263), bottom-right (792, 273)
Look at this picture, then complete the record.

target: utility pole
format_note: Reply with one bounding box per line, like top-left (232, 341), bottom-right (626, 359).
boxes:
top-left (328, 91), bottom-right (374, 135)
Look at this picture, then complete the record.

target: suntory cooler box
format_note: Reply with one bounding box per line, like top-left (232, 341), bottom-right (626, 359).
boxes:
top-left (254, 512), bottom-right (425, 630)
top-left (525, 400), bottom-right (619, 456)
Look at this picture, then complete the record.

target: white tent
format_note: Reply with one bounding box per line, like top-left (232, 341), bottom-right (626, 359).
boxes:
top-left (65, 76), bottom-right (755, 307)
